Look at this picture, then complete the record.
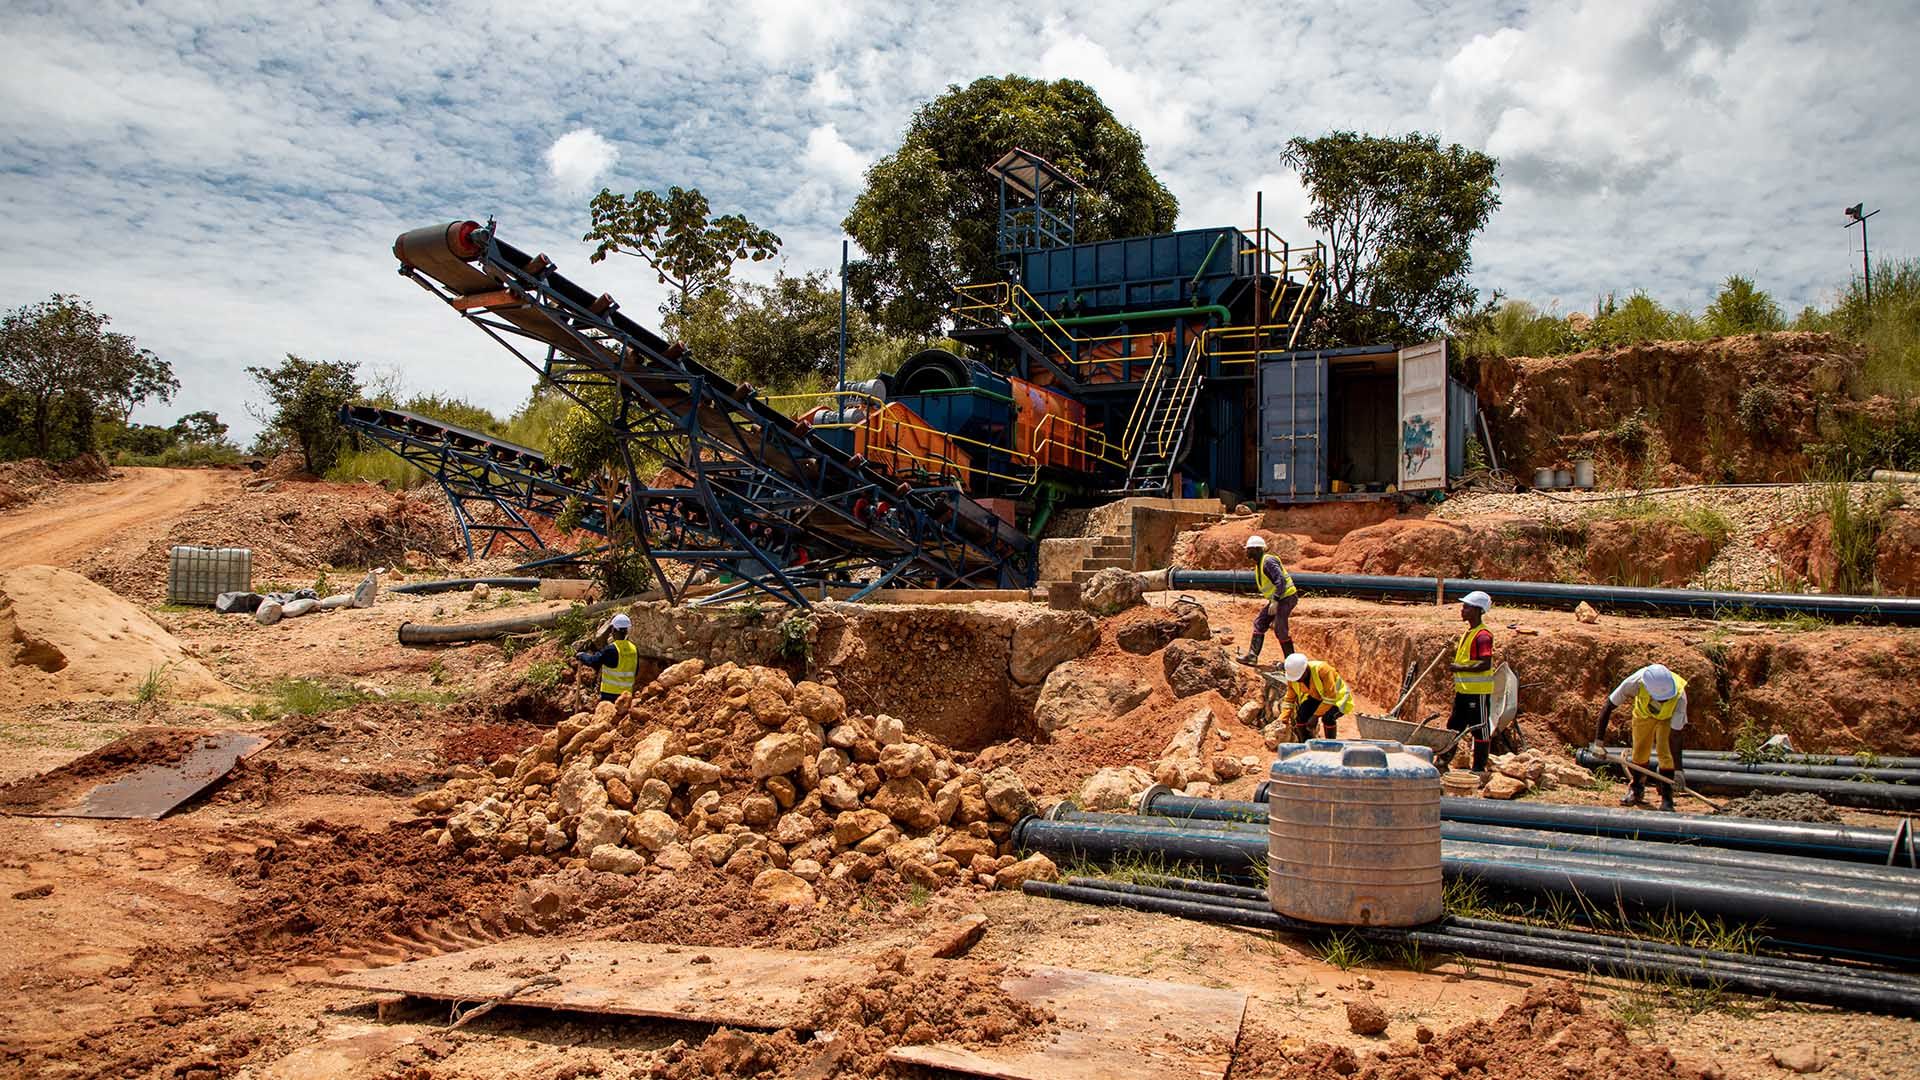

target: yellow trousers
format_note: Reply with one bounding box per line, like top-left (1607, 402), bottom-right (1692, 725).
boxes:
top-left (1630, 714), bottom-right (1675, 771)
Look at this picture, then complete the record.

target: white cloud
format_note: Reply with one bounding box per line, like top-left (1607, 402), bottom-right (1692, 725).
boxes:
top-left (544, 127), bottom-right (620, 196)
top-left (0, 0), bottom-right (1912, 447)
top-left (802, 124), bottom-right (867, 187)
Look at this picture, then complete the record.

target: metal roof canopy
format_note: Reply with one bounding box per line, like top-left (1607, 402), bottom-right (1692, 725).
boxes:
top-left (989, 148), bottom-right (1082, 200)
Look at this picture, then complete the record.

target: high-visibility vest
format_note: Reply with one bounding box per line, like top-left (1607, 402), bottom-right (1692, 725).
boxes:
top-left (1254, 554), bottom-right (1297, 600)
top-left (599, 638), bottom-right (638, 695)
top-left (1285, 660), bottom-right (1354, 714)
top-left (1632, 673), bottom-right (1688, 724)
top-left (1453, 625), bottom-right (1493, 695)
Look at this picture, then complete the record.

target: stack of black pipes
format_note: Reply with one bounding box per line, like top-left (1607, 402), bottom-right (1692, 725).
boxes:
top-left (1013, 793), bottom-right (1920, 1017)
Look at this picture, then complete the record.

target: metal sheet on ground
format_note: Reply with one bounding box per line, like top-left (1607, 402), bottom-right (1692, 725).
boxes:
top-left (24, 733), bottom-right (269, 819)
top-left (887, 965), bottom-right (1247, 1080)
top-left (325, 942), bottom-right (871, 1028)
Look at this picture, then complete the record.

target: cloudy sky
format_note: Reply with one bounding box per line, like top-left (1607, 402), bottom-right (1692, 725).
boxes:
top-left (3, 0), bottom-right (1915, 441)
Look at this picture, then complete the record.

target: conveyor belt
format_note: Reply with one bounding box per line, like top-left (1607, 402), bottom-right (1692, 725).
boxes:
top-left (392, 220), bottom-right (1034, 606)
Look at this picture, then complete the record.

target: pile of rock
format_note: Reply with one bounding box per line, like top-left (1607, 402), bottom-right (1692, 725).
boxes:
top-left (417, 659), bottom-right (1054, 905)
top-left (1478, 749), bottom-right (1594, 800)
top-left (1147, 706), bottom-right (1261, 798)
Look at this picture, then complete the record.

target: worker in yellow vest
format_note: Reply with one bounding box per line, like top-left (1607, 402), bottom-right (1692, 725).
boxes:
top-left (1589, 664), bottom-right (1689, 812)
top-left (1238, 534), bottom-right (1298, 665)
top-left (1279, 652), bottom-right (1353, 742)
top-left (1448, 591), bottom-right (1495, 771)
top-left (574, 612), bottom-right (640, 702)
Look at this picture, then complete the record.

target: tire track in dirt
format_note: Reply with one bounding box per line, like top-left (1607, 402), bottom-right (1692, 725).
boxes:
top-left (0, 467), bottom-right (225, 570)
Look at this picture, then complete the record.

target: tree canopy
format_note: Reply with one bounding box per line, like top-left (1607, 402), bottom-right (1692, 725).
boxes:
top-left (1703, 275), bottom-right (1785, 336)
top-left (664, 270), bottom-right (876, 388)
top-left (0, 294), bottom-right (176, 459)
top-left (1282, 132), bottom-right (1500, 345)
top-left (843, 75), bottom-right (1179, 338)
top-left (584, 185), bottom-right (781, 314)
top-left (247, 354), bottom-right (360, 474)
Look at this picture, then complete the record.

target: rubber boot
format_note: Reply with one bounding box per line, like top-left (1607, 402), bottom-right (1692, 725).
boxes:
top-left (1321, 717), bottom-right (1339, 740)
top-left (1472, 738), bottom-right (1490, 773)
top-left (1280, 637), bottom-right (1296, 659)
top-left (1239, 636), bottom-right (1264, 666)
top-left (1657, 770), bottom-right (1677, 812)
top-left (1619, 775), bottom-right (1645, 807)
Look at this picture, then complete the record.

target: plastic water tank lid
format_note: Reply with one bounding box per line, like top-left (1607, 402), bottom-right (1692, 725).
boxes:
top-left (1341, 746), bottom-right (1390, 768)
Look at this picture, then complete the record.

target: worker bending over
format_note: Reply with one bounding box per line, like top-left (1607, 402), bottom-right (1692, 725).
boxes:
top-left (1239, 535), bottom-right (1298, 665)
top-left (1590, 663), bottom-right (1688, 812)
top-left (1279, 652), bottom-right (1353, 742)
top-left (1448, 591), bottom-right (1495, 771)
top-left (575, 612), bottom-right (639, 702)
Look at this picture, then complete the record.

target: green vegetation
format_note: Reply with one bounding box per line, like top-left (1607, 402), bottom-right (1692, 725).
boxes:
top-left (1805, 476), bottom-right (1902, 594)
top-left (1312, 930), bottom-right (1374, 971)
top-left (1283, 131), bottom-right (1501, 345)
top-left (252, 677), bottom-right (456, 719)
top-left (583, 185), bottom-right (780, 314)
top-left (134, 663), bottom-right (174, 705)
top-left (523, 659), bottom-right (565, 689)
top-left (844, 75), bottom-right (1178, 338)
top-left (247, 354), bottom-right (360, 474)
top-left (1794, 258), bottom-right (1920, 399)
top-left (1582, 498), bottom-right (1732, 549)
top-left (777, 613), bottom-right (815, 666)
top-left (0, 294), bottom-right (179, 462)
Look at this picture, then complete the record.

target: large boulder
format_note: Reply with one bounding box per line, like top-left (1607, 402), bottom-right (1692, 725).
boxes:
top-left (750, 733), bottom-right (807, 779)
top-left (588, 844), bottom-right (648, 875)
top-left (574, 806), bottom-right (631, 851)
top-left (1162, 639), bottom-right (1246, 701)
top-left (981, 767), bottom-right (1036, 822)
top-left (1032, 660), bottom-right (1152, 733)
top-left (1081, 567), bottom-right (1145, 616)
top-left (1114, 599), bottom-right (1210, 655)
top-left (752, 868), bottom-right (816, 910)
top-left (1078, 766), bottom-right (1153, 811)
top-left (1008, 609), bottom-right (1099, 685)
top-left (869, 777), bottom-right (939, 830)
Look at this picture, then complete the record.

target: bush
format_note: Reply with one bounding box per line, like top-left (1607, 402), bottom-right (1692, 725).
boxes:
top-left (1807, 402), bottom-right (1920, 478)
top-left (1734, 381), bottom-right (1787, 440)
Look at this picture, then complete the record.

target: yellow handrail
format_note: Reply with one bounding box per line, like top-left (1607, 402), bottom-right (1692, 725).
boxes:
top-left (1116, 338), bottom-right (1170, 456)
top-left (1032, 410), bottom-right (1126, 473)
top-left (953, 281), bottom-right (1169, 377)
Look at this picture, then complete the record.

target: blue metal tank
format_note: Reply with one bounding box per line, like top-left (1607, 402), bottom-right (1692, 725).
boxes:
top-left (1266, 738), bottom-right (1443, 927)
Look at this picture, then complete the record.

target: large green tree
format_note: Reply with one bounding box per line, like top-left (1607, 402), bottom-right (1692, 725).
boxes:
top-left (247, 354), bottom-right (360, 474)
top-left (844, 75), bottom-right (1179, 337)
top-left (0, 294), bottom-right (176, 458)
top-left (583, 185), bottom-right (781, 314)
top-left (1281, 132), bottom-right (1500, 345)
top-left (1703, 275), bottom-right (1785, 336)
top-left (665, 270), bottom-right (876, 387)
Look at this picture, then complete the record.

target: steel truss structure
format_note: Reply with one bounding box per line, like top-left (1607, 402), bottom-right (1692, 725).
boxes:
top-left (337, 402), bottom-right (613, 559)
top-left (392, 221), bottom-right (1034, 608)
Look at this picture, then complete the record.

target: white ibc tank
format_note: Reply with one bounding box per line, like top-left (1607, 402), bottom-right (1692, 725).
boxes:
top-left (1266, 738), bottom-right (1443, 927)
top-left (167, 545), bottom-right (253, 606)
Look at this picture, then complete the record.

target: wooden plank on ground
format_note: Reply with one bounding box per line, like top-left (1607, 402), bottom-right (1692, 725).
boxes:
top-left (888, 965), bottom-right (1246, 1080)
top-left (325, 942), bottom-right (869, 1028)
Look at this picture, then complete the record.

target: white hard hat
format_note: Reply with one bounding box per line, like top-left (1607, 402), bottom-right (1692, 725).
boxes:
top-left (1282, 653), bottom-right (1309, 681)
top-left (1245, 535), bottom-right (1267, 551)
top-left (1642, 664), bottom-right (1678, 701)
top-left (610, 613), bottom-right (631, 630)
top-left (1461, 590), bottom-right (1492, 611)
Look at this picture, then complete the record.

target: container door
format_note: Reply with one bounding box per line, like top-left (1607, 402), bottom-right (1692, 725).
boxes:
top-left (1397, 339), bottom-right (1447, 492)
top-left (1259, 355), bottom-right (1327, 501)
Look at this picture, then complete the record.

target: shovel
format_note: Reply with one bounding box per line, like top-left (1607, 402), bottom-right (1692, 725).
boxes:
top-left (1391, 649), bottom-right (1452, 726)
top-left (1592, 749), bottom-right (1724, 812)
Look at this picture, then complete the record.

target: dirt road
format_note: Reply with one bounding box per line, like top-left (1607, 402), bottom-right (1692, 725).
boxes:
top-left (0, 467), bottom-right (225, 570)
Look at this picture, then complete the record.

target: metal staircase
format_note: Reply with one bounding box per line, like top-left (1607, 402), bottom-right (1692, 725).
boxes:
top-left (1117, 337), bottom-right (1206, 494)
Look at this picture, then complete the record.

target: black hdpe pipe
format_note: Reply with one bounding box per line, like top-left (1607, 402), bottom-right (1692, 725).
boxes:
top-left (1442, 820), bottom-right (1920, 889)
top-left (1165, 568), bottom-right (1920, 625)
top-left (397, 594), bottom-right (645, 645)
top-left (1638, 747), bottom-right (1920, 771)
top-left (1063, 876), bottom-right (1920, 997)
top-left (389, 576), bottom-right (541, 595)
top-left (1590, 749), bottom-right (1920, 784)
top-left (1575, 750), bottom-right (1920, 810)
top-left (1016, 817), bottom-right (1920, 956)
top-left (1022, 880), bottom-right (1920, 1016)
top-left (1147, 788), bottom-right (1907, 864)
top-left (1066, 806), bottom-right (1916, 886)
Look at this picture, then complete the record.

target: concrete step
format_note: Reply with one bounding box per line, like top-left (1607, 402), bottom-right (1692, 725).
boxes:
top-left (1091, 543), bottom-right (1132, 560)
top-left (1080, 556), bottom-right (1132, 570)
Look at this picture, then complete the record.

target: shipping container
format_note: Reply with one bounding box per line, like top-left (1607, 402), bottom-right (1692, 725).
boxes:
top-left (1257, 341), bottom-right (1479, 504)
